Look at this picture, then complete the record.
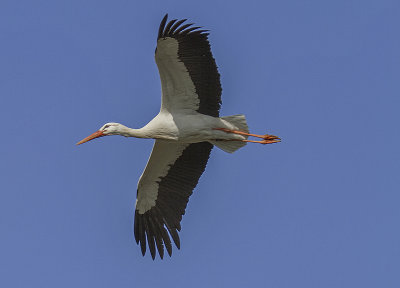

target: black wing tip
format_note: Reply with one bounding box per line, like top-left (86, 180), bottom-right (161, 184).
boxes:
top-left (158, 14), bottom-right (209, 40)
top-left (158, 14), bottom-right (169, 39)
top-left (135, 208), bottom-right (181, 260)
top-left (161, 13), bottom-right (168, 23)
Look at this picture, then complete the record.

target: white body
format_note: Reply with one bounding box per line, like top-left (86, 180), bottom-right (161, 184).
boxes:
top-left (140, 111), bottom-right (247, 143)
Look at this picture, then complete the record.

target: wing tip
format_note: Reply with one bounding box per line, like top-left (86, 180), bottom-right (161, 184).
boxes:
top-left (135, 207), bottom-right (180, 260)
top-left (158, 13), bottom-right (169, 39)
top-left (157, 14), bottom-right (209, 40)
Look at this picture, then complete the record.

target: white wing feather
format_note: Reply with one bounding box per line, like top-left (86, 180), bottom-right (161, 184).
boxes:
top-left (136, 140), bottom-right (188, 214)
top-left (155, 38), bottom-right (199, 112)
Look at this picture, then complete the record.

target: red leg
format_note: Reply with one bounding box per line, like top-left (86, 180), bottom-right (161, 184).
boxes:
top-left (214, 128), bottom-right (281, 143)
top-left (243, 139), bottom-right (281, 144)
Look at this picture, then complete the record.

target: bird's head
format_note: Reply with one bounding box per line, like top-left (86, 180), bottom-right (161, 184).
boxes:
top-left (76, 122), bottom-right (126, 145)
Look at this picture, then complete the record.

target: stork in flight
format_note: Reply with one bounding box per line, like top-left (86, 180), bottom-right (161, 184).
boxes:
top-left (77, 14), bottom-right (280, 259)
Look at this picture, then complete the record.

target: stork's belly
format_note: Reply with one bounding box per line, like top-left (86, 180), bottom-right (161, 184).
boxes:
top-left (144, 111), bottom-right (243, 142)
top-left (172, 114), bottom-right (219, 141)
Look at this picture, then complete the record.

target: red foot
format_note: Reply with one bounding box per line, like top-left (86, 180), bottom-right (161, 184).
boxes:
top-left (263, 134), bottom-right (281, 141)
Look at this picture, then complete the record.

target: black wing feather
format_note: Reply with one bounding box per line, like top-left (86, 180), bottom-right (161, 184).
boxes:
top-left (163, 19), bottom-right (177, 36)
top-left (135, 142), bottom-right (213, 259)
top-left (157, 14), bottom-right (168, 39)
top-left (169, 19), bottom-right (187, 35)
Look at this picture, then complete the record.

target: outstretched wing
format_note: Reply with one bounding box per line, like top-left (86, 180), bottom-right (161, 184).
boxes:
top-left (155, 14), bottom-right (222, 117)
top-left (134, 140), bottom-right (213, 259)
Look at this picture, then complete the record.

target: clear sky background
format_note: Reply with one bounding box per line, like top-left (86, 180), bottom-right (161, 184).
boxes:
top-left (1, 0), bottom-right (399, 287)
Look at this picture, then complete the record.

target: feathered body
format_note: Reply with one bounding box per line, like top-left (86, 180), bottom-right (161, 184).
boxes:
top-left (77, 14), bottom-right (280, 260)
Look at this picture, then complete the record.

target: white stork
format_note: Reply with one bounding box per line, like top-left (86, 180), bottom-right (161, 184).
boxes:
top-left (77, 14), bottom-right (280, 259)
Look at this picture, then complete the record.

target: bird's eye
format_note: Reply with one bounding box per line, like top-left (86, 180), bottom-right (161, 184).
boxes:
top-left (104, 125), bottom-right (110, 129)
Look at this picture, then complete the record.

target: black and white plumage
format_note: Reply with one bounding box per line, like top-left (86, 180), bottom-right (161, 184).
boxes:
top-left (77, 14), bottom-right (280, 259)
top-left (156, 14), bottom-right (222, 117)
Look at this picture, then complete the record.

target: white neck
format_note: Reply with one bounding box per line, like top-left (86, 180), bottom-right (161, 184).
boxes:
top-left (117, 125), bottom-right (150, 138)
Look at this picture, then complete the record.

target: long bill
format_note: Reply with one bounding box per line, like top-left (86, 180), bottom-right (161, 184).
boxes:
top-left (76, 131), bottom-right (104, 145)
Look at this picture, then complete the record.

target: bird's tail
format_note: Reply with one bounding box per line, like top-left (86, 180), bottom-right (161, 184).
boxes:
top-left (210, 114), bottom-right (249, 153)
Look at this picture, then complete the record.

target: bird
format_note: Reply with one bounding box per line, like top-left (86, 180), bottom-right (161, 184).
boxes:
top-left (77, 14), bottom-right (280, 259)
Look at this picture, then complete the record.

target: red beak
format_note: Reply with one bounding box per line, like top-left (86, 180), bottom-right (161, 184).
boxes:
top-left (76, 130), bottom-right (104, 145)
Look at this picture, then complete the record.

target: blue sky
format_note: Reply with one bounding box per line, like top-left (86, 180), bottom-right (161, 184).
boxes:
top-left (1, 0), bottom-right (399, 287)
